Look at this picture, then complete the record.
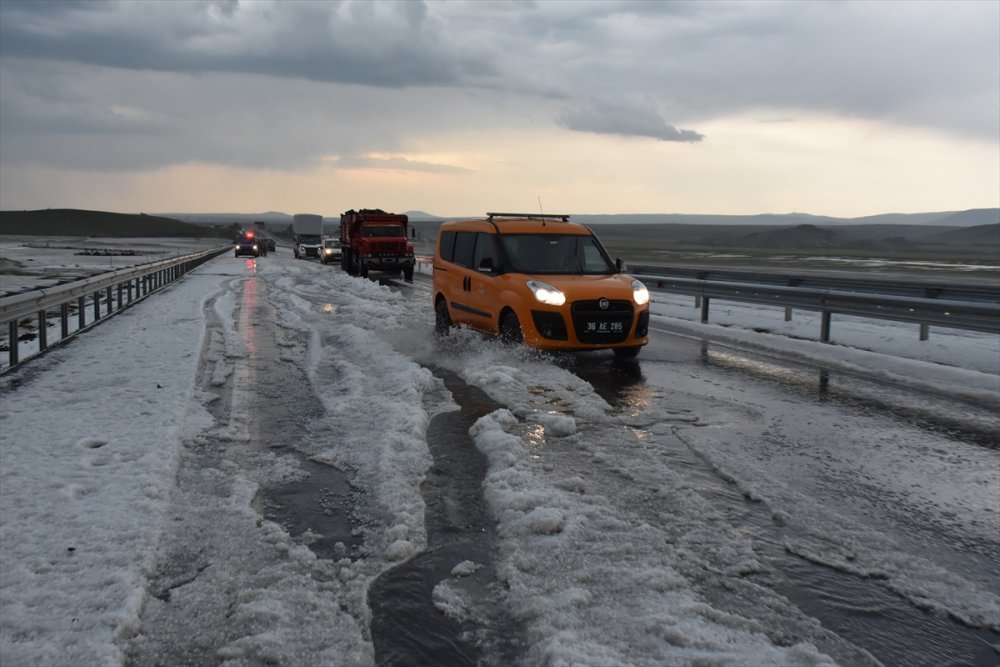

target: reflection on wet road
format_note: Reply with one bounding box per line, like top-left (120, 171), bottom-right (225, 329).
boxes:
top-left (369, 368), bottom-right (524, 667)
top-left (564, 332), bottom-right (1000, 667)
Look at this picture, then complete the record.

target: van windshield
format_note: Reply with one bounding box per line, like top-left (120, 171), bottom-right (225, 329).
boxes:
top-left (499, 234), bottom-right (616, 275)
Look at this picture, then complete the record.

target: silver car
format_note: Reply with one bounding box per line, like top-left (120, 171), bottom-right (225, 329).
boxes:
top-left (320, 238), bottom-right (342, 265)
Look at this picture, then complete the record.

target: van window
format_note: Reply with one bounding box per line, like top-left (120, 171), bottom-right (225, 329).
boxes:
top-left (472, 233), bottom-right (498, 272)
top-left (453, 232), bottom-right (477, 268)
top-left (439, 231), bottom-right (456, 262)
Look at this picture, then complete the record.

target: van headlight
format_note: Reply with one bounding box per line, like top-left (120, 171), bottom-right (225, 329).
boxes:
top-left (527, 280), bottom-right (566, 306)
top-left (632, 279), bottom-right (649, 306)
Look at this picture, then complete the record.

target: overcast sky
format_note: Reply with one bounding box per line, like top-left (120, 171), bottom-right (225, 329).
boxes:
top-left (0, 0), bottom-right (997, 218)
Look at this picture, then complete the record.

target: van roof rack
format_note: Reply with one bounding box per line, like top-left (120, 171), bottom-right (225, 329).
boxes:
top-left (486, 212), bottom-right (570, 222)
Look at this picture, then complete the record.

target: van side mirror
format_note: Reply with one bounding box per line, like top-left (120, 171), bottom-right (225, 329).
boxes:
top-left (478, 257), bottom-right (495, 273)
top-left (616, 258), bottom-right (626, 272)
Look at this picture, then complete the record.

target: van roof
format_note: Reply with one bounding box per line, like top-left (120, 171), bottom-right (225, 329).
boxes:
top-left (442, 212), bottom-right (591, 235)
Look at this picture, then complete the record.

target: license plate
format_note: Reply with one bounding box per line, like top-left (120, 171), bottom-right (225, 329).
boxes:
top-left (582, 320), bottom-right (625, 335)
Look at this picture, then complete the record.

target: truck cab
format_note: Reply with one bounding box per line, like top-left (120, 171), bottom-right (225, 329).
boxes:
top-left (292, 213), bottom-right (324, 259)
top-left (340, 209), bottom-right (415, 281)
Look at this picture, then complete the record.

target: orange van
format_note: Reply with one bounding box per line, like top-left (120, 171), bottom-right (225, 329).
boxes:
top-left (432, 213), bottom-right (650, 357)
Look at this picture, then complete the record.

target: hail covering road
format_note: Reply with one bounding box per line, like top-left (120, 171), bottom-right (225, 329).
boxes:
top-left (0, 248), bottom-right (997, 666)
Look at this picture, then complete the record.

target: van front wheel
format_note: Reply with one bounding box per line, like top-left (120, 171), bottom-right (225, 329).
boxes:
top-left (499, 311), bottom-right (523, 344)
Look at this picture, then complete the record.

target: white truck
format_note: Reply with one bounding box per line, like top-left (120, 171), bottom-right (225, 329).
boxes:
top-left (292, 213), bottom-right (324, 259)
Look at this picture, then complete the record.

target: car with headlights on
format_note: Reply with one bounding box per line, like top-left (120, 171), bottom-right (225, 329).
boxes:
top-left (432, 212), bottom-right (650, 357)
top-left (234, 230), bottom-right (264, 257)
top-left (320, 238), bottom-right (343, 265)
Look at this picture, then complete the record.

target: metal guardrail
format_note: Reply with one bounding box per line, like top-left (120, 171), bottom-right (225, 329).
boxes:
top-left (634, 273), bottom-right (1000, 342)
top-left (0, 246), bottom-right (230, 372)
top-left (629, 264), bottom-right (1000, 303)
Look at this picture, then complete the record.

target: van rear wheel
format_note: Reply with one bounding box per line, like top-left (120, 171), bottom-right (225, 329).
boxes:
top-left (499, 311), bottom-right (523, 344)
top-left (435, 299), bottom-right (452, 335)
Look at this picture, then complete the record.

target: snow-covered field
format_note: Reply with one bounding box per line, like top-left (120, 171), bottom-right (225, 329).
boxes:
top-left (0, 236), bottom-right (228, 296)
top-left (1, 249), bottom-right (997, 665)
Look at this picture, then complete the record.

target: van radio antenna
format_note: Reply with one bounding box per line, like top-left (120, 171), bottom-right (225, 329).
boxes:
top-left (538, 197), bottom-right (543, 214)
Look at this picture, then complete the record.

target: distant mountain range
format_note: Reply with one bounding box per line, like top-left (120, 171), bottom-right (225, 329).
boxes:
top-left (148, 208), bottom-right (999, 228)
top-left (2, 208), bottom-right (997, 260)
top-left (404, 209), bottom-right (999, 227)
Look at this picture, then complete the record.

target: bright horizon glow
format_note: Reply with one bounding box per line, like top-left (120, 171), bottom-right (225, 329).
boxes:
top-left (2, 113), bottom-right (995, 219)
top-left (0, 1), bottom-right (996, 219)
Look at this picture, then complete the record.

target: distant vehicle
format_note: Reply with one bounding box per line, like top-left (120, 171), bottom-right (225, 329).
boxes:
top-left (264, 237), bottom-right (276, 252)
top-left (432, 212), bottom-right (650, 357)
top-left (234, 230), bottom-right (264, 258)
top-left (292, 213), bottom-right (323, 259)
top-left (320, 238), bottom-right (342, 265)
top-left (340, 208), bottom-right (415, 281)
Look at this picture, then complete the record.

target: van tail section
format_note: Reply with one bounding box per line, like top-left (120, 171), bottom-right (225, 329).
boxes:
top-left (339, 209), bottom-right (415, 281)
top-left (292, 213), bottom-right (324, 259)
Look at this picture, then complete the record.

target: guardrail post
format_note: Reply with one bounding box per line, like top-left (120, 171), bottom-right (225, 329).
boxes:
top-left (1, 245), bottom-right (230, 373)
top-left (36, 309), bottom-right (47, 352)
top-left (700, 296), bottom-right (710, 323)
top-left (919, 323), bottom-right (929, 341)
top-left (821, 311), bottom-right (832, 342)
top-left (785, 307), bottom-right (793, 321)
top-left (8, 320), bottom-right (18, 367)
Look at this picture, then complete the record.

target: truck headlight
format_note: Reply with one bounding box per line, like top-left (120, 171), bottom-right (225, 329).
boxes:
top-left (527, 280), bottom-right (566, 306)
top-left (632, 279), bottom-right (649, 306)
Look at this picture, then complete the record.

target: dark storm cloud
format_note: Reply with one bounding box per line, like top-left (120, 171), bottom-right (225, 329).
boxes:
top-left (0, 0), bottom-right (996, 175)
top-left (557, 99), bottom-right (704, 143)
top-left (0, 0), bottom-right (495, 88)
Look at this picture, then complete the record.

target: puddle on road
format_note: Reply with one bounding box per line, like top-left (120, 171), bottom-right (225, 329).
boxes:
top-left (368, 368), bottom-right (524, 667)
top-left (262, 458), bottom-right (364, 561)
top-left (568, 347), bottom-right (1000, 667)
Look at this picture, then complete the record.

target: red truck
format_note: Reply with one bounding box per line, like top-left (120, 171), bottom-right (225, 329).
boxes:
top-left (340, 209), bottom-right (415, 281)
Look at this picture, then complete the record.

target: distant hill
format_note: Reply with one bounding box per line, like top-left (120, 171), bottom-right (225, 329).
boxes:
top-left (0, 209), bottom-right (230, 238)
top-left (575, 209), bottom-right (998, 227)
top-left (728, 224), bottom-right (842, 249)
top-left (925, 209), bottom-right (1000, 227)
top-left (155, 208), bottom-right (999, 228)
top-left (923, 223), bottom-right (1000, 246)
top-left (162, 211), bottom-right (296, 228)
top-left (402, 210), bottom-right (445, 221)
top-left (587, 219), bottom-right (998, 259)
